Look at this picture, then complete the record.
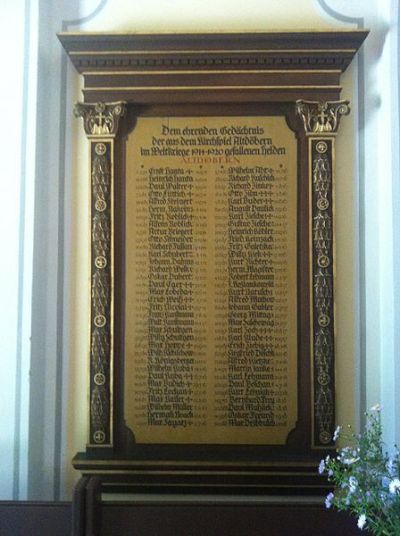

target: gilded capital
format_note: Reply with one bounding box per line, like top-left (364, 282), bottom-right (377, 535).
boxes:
top-left (74, 101), bottom-right (127, 137)
top-left (296, 100), bottom-right (350, 134)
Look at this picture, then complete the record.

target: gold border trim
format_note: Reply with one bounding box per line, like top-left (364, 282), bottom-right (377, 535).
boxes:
top-left (70, 48), bottom-right (357, 56)
top-left (110, 138), bottom-right (115, 446)
top-left (83, 85), bottom-right (342, 91)
top-left (75, 459), bottom-right (318, 468)
top-left (59, 29), bottom-right (367, 36)
top-left (79, 470), bottom-right (316, 477)
top-left (82, 69), bottom-right (342, 76)
top-left (308, 139), bottom-right (315, 448)
top-left (82, 477), bottom-right (325, 489)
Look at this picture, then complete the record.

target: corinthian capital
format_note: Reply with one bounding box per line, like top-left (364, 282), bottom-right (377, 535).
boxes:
top-left (74, 102), bottom-right (126, 137)
top-left (296, 100), bottom-right (350, 134)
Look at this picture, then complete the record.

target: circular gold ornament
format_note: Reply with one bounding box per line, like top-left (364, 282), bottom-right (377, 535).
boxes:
top-left (95, 142), bottom-right (107, 156)
top-left (94, 373), bottom-right (106, 386)
top-left (93, 430), bottom-right (106, 444)
top-left (316, 141), bottom-right (328, 154)
top-left (317, 255), bottom-right (330, 268)
top-left (95, 256), bottom-right (107, 269)
top-left (317, 198), bottom-right (329, 211)
top-left (318, 372), bottom-right (330, 386)
top-left (94, 315), bottom-right (106, 328)
top-left (95, 198), bottom-right (107, 212)
top-left (319, 431), bottom-right (332, 444)
top-left (318, 313), bottom-right (330, 327)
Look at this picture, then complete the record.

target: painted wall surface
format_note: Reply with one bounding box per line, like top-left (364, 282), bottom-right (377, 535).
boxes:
top-left (2, 0), bottom-right (399, 501)
top-left (0, 0), bottom-right (37, 501)
top-left (0, 0), bottom-right (26, 501)
top-left (79, 0), bottom-right (339, 32)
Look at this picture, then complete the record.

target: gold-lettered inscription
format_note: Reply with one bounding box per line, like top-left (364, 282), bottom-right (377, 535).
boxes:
top-left (125, 116), bottom-right (297, 444)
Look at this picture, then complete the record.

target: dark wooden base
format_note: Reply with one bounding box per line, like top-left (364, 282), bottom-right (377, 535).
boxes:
top-left (72, 451), bottom-right (332, 496)
top-left (101, 501), bottom-right (364, 536)
top-left (0, 488), bottom-right (367, 536)
top-left (69, 475), bottom-right (365, 536)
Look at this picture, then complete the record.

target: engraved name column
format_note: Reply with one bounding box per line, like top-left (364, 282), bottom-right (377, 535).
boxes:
top-left (74, 102), bottom-right (126, 448)
top-left (296, 100), bottom-right (350, 448)
top-left (146, 167), bottom-right (196, 427)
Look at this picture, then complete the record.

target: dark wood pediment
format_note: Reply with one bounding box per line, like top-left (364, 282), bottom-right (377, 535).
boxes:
top-left (59, 31), bottom-right (367, 103)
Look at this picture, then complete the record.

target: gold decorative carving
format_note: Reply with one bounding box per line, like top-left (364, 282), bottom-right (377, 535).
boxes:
top-left (315, 141), bottom-right (328, 154)
top-left (95, 199), bottom-right (107, 212)
top-left (87, 139), bottom-right (113, 445)
top-left (91, 330), bottom-right (108, 372)
top-left (92, 271), bottom-right (110, 315)
top-left (317, 255), bottom-right (330, 269)
top-left (93, 430), bottom-right (106, 444)
top-left (94, 373), bottom-right (106, 386)
top-left (311, 137), bottom-right (336, 446)
top-left (296, 100), bottom-right (350, 134)
top-left (94, 314), bottom-right (106, 328)
top-left (318, 313), bottom-right (330, 327)
top-left (95, 256), bottom-right (107, 269)
top-left (91, 385), bottom-right (109, 444)
top-left (95, 142), bottom-right (107, 155)
top-left (74, 101), bottom-right (126, 137)
top-left (92, 152), bottom-right (111, 219)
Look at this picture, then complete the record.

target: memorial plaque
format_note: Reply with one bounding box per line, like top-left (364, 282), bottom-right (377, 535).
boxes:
top-left (59, 31), bottom-right (368, 508)
top-left (124, 116), bottom-right (297, 445)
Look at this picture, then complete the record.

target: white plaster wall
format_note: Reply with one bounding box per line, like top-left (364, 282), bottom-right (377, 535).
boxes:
top-left (0, 0), bottom-right (38, 500)
top-left (0, 0), bottom-right (25, 500)
top-left (370, 0), bottom-right (400, 447)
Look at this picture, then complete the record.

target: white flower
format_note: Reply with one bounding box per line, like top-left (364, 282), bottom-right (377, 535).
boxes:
top-left (389, 478), bottom-right (400, 494)
top-left (370, 404), bottom-right (382, 412)
top-left (357, 514), bottom-right (367, 530)
top-left (333, 426), bottom-right (341, 441)
top-left (339, 447), bottom-right (360, 465)
top-left (325, 492), bottom-right (334, 509)
top-left (318, 459), bottom-right (325, 474)
top-left (348, 476), bottom-right (358, 493)
top-left (387, 458), bottom-right (395, 476)
top-left (342, 456), bottom-right (360, 465)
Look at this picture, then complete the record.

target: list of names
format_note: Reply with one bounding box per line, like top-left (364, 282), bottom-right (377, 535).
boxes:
top-left (125, 116), bottom-right (297, 444)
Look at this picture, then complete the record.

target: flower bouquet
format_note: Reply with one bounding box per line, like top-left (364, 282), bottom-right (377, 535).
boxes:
top-left (319, 406), bottom-right (400, 535)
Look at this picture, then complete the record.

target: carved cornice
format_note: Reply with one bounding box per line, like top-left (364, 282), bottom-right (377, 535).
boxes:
top-left (58, 31), bottom-right (368, 74)
top-left (296, 100), bottom-right (350, 134)
top-left (74, 101), bottom-right (126, 137)
top-left (59, 31), bottom-right (368, 104)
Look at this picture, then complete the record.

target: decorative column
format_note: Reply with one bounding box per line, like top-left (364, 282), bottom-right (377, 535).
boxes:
top-left (296, 100), bottom-right (350, 448)
top-left (74, 102), bottom-right (126, 449)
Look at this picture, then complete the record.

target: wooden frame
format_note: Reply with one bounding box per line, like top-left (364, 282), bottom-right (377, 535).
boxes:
top-left (59, 31), bottom-right (367, 497)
